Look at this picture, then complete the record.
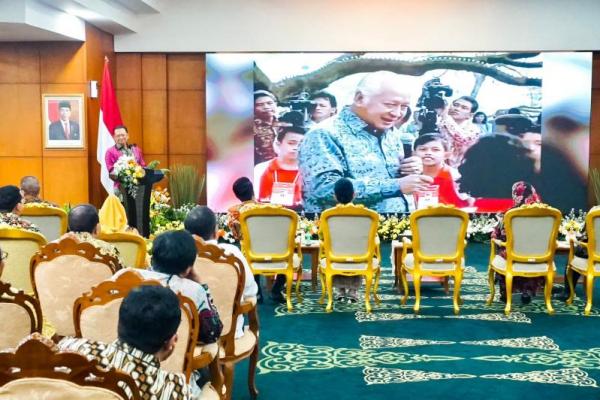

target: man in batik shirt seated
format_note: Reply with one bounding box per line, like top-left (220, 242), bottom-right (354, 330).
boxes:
top-left (19, 176), bottom-right (58, 207)
top-left (59, 285), bottom-right (217, 399)
top-left (0, 185), bottom-right (40, 233)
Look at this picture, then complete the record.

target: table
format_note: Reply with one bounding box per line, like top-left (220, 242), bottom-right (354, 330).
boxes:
top-left (301, 240), bottom-right (320, 292)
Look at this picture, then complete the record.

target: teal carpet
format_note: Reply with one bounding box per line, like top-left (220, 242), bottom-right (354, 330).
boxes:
top-left (232, 243), bottom-right (600, 399)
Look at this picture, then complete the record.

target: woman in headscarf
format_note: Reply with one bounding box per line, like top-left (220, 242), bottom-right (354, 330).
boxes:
top-left (491, 181), bottom-right (544, 304)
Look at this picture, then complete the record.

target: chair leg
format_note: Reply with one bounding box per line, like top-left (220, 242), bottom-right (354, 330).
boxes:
top-left (413, 273), bottom-right (421, 314)
top-left (544, 271), bottom-right (554, 315)
top-left (504, 273), bottom-right (513, 315)
top-left (318, 271), bottom-right (326, 304)
top-left (222, 362), bottom-right (235, 400)
top-left (566, 266), bottom-right (576, 305)
top-left (453, 272), bottom-right (463, 315)
top-left (364, 272), bottom-right (373, 313)
top-left (486, 268), bottom-right (495, 306)
top-left (248, 345), bottom-right (259, 400)
top-left (401, 268), bottom-right (409, 306)
top-left (208, 356), bottom-right (224, 397)
top-left (372, 268), bottom-right (381, 305)
top-left (285, 270), bottom-right (294, 311)
top-left (585, 273), bottom-right (594, 316)
top-left (325, 273), bottom-right (334, 312)
top-left (295, 268), bottom-right (303, 303)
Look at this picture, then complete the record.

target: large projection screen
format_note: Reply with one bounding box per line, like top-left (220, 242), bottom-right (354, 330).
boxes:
top-left (207, 52), bottom-right (591, 214)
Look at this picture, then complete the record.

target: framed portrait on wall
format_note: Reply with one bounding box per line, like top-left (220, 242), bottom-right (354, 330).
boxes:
top-left (42, 94), bottom-right (85, 149)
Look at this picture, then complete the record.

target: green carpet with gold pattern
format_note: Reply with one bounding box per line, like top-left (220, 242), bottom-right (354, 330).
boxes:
top-left (231, 243), bottom-right (600, 399)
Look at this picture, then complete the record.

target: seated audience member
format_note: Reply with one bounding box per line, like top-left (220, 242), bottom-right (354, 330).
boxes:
top-left (330, 178), bottom-right (363, 303)
top-left (185, 206), bottom-right (258, 338)
top-left (64, 204), bottom-right (124, 266)
top-left (226, 177), bottom-right (258, 241)
top-left (308, 90), bottom-right (338, 127)
top-left (458, 134), bottom-right (537, 212)
top-left (59, 285), bottom-right (207, 399)
top-left (437, 95), bottom-right (481, 167)
top-left (19, 176), bottom-right (57, 207)
top-left (122, 230), bottom-right (223, 344)
top-left (412, 133), bottom-right (472, 208)
top-left (491, 181), bottom-right (545, 304)
top-left (258, 111), bottom-right (305, 207)
top-left (0, 185), bottom-right (39, 232)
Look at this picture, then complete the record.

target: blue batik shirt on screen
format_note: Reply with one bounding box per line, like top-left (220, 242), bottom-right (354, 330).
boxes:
top-left (298, 106), bottom-right (408, 213)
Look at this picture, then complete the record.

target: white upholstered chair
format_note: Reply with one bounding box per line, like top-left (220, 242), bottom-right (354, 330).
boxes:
top-left (318, 203), bottom-right (380, 312)
top-left (0, 228), bottom-right (47, 293)
top-left (487, 203), bottom-right (561, 315)
top-left (0, 281), bottom-right (42, 350)
top-left (194, 238), bottom-right (258, 400)
top-left (400, 205), bottom-right (469, 314)
top-left (566, 206), bottom-right (600, 315)
top-left (0, 333), bottom-right (140, 400)
top-left (31, 238), bottom-right (121, 337)
top-left (73, 270), bottom-right (199, 381)
top-left (239, 204), bottom-right (302, 311)
top-left (20, 206), bottom-right (67, 243)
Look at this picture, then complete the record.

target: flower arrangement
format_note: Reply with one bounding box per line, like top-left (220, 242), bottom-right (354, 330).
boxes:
top-left (377, 214), bottom-right (410, 241)
top-left (559, 209), bottom-right (586, 240)
top-left (297, 215), bottom-right (320, 243)
top-left (149, 188), bottom-right (192, 238)
top-left (466, 213), bottom-right (499, 243)
top-left (216, 213), bottom-right (237, 243)
top-left (113, 155), bottom-right (145, 198)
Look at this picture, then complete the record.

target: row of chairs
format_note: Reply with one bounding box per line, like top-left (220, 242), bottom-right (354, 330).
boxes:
top-left (0, 237), bottom-right (259, 400)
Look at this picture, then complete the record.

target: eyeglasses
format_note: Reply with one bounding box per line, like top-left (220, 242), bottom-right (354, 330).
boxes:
top-left (0, 251), bottom-right (7, 261)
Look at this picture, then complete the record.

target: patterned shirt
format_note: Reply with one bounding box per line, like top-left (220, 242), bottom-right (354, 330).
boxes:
top-left (437, 114), bottom-right (480, 167)
top-left (0, 212), bottom-right (40, 233)
top-left (23, 197), bottom-right (59, 208)
top-left (58, 337), bottom-right (194, 400)
top-left (72, 231), bottom-right (125, 267)
top-left (254, 120), bottom-right (278, 164)
top-left (298, 106), bottom-right (408, 213)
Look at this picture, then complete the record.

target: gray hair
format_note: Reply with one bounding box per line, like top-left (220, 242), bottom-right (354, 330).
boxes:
top-left (355, 70), bottom-right (410, 99)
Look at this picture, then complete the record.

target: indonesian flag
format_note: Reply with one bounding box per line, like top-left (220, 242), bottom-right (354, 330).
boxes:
top-left (97, 57), bottom-right (123, 194)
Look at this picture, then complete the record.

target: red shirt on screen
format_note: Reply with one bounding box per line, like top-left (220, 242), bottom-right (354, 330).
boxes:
top-left (433, 165), bottom-right (470, 208)
top-left (258, 159), bottom-right (302, 205)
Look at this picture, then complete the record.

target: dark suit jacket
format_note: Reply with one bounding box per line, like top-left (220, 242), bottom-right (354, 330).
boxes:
top-left (49, 120), bottom-right (80, 140)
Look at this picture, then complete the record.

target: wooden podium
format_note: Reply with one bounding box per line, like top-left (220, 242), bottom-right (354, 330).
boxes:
top-left (122, 168), bottom-right (164, 238)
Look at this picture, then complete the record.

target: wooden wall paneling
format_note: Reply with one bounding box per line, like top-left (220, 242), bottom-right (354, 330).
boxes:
top-left (167, 54), bottom-right (205, 90)
top-left (590, 89), bottom-right (600, 158)
top-left (167, 90), bottom-right (205, 154)
top-left (116, 54), bottom-right (142, 90)
top-left (0, 43), bottom-right (40, 83)
top-left (42, 157), bottom-right (89, 206)
top-left (0, 157), bottom-right (43, 187)
top-left (39, 42), bottom-right (86, 84)
top-left (142, 54), bottom-right (167, 90)
top-left (116, 89), bottom-right (143, 145)
top-left (142, 90), bottom-right (168, 154)
top-left (0, 84), bottom-right (42, 157)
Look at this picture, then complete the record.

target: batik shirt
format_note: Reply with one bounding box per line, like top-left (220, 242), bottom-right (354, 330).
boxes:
top-left (72, 231), bottom-right (125, 267)
top-left (58, 337), bottom-right (194, 400)
top-left (298, 106), bottom-right (408, 213)
top-left (0, 212), bottom-right (40, 233)
top-left (23, 197), bottom-right (59, 208)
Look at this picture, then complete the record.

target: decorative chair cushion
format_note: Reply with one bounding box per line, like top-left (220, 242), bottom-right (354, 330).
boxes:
top-left (319, 257), bottom-right (380, 271)
top-left (219, 327), bottom-right (257, 358)
top-left (0, 377), bottom-right (124, 400)
top-left (251, 253), bottom-right (301, 271)
top-left (491, 254), bottom-right (556, 273)
top-left (0, 303), bottom-right (32, 350)
top-left (570, 256), bottom-right (600, 273)
top-left (403, 253), bottom-right (464, 271)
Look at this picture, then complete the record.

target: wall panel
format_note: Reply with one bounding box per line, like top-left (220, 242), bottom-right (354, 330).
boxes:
top-left (0, 43), bottom-right (40, 84)
top-left (39, 42), bottom-right (86, 84)
top-left (43, 157), bottom-right (88, 205)
top-left (167, 54), bottom-right (204, 90)
top-left (0, 84), bottom-right (42, 157)
top-left (0, 158), bottom-right (43, 188)
top-left (142, 90), bottom-right (168, 154)
top-left (167, 90), bottom-right (204, 154)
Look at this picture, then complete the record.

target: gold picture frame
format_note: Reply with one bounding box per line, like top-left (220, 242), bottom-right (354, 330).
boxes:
top-left (42, 94), bottom-right (85, 149)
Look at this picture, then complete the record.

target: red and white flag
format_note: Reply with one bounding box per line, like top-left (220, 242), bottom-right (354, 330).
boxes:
top-left (97, 57), bottom-right (123, 194)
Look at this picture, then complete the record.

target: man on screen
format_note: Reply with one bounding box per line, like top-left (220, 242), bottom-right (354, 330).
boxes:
top-left (308, 91), bottom-right (338, 127)
top-left (437, 95), bottom-right (481, 167)
top-left (298, 71), bottom-right (433, 213)
top-left (49, 101), bottom-right (80, 140)
top-left (254, 90), bottom-right (279, 164)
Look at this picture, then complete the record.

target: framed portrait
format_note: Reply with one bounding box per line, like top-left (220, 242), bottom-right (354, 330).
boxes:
top-left (42, 94), bottom-right (85, 149)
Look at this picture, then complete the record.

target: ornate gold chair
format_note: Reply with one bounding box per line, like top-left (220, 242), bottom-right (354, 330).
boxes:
top-left (0, 228), bottom-right (47, 293)
top-left (566, 207), bottom-right (600, 315)
top-left (487, 203), bottom-right (561, 315)
top-left (73, 270), bottom-right (200, 382)
top-left (239, 204), bottom-right (302, 311)
top-left (400, 205), bottom-right (469, 314)
top-left (0, 281), bottom-right (42, 350)
top-left (31, 238), bottom-right (121, 337)
top-left (194, 238), bottom-right (259, 400)
top-left (97, 232), bottom-right (148, 268)
top-left (0, 333), bottom-right (140, 400)
top-left (318, 203), bottom-right (380, 312)
top-left (20, 205), bottom-right (68, 242)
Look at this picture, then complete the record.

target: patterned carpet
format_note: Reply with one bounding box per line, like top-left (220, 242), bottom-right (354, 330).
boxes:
top-left (231, 243), bottom-right (600, 400)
